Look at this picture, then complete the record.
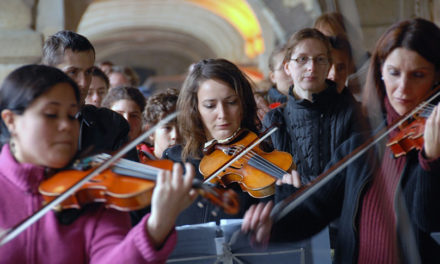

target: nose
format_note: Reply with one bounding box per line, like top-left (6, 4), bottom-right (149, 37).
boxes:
top-left (217, 103), bottom-right (226, 119)
top-left (170, 127), bottom-right (178, 142)
top-left (396, 75), bottom-right (411, 95)
top-left (305, 59), bottom-right (317, 71)
top-left (59, 116), bottom-right (74, 132)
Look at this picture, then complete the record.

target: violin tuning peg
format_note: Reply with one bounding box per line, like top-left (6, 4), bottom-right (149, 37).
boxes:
top-left (197, 201), bottom-right (204, 208)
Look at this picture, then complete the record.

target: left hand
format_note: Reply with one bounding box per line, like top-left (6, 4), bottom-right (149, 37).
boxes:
top-left (276, 170), bottom-right (301, 187)
top-left (424, 103), bottom-right (440, 159)
top-left (147, 163), bottom-right (198, 247)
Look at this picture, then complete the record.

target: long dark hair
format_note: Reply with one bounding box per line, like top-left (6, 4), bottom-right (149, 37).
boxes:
top-left (178, 58), bottom-right (259, 160)
top-left (363, 18), bottom-right (440, 117)
top-left (0, 64), bottom-right (80, 145)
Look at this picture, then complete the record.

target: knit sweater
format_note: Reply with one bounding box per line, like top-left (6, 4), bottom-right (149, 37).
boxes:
top-left (0, 144), bottom-right (176, 264)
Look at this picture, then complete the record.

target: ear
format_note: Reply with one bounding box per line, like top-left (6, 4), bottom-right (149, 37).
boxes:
top-left (269, 71), bottom-right (276, 83)
top-left (284, 62), bottom-right (292, 77)
top-left (1, 109), bottom-right (17, 135)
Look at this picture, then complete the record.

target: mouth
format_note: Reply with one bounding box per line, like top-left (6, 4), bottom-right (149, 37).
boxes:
top-left (216, 124), bottom-right (230, 129)
top-left (394, 97), bottom-right (413, 105)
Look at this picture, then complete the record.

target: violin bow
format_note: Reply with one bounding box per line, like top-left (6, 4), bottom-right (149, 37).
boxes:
top-left (271, 87), bottom-right (440, 222)
top-left (0, 112), bottom-right (178, 246)
top-left (204, 126), bottom-right (278, 183)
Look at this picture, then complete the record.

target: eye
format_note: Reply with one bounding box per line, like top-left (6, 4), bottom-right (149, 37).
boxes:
top-left (316, 56), bottom-right (328, 64)
top-left (66, 69), bottom-right (78, 77)
top-left (296, 56), bottom-right (308, 63)
top-left (203, 103), bottom-right (215, 109)
top-left (227, 99), bottom-right (239, 105)
top-left (412, 71), bottom-right (425, 78)
top-left (85, 68), bottom-right (93, 76)
top-left (44, 113), bottom-right (58, 118)
top-left (388, 69), bottom-right (400, 76)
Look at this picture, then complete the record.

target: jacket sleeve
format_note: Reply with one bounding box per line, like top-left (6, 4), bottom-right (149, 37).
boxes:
top-left (263, 107), bottom-right (292, 154)
top-left (410, 150), bottom-right (440, 232)
top-left (88, 209), bottom-right (177, 264)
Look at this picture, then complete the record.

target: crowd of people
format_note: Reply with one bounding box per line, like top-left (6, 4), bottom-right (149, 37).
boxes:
top-left (0, 12), bottom-right (440, 264)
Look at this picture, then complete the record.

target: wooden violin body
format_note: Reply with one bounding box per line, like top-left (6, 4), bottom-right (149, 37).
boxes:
top-left (386, 115), bottom-right (425, 158)
top-left (39, 168), bottom-right (155, 211)
top-left (200, 129), bottom-right (294, 198)
top-left (39, 155), bottom-right (239, 215)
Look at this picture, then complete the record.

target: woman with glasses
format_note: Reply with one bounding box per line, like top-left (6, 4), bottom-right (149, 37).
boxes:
top-left (264, 28), bottom-right (366, 188)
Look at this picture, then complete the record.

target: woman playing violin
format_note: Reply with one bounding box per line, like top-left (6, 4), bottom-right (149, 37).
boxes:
top-left (0, 65), bottom-right (197, 263)
top-left (242, 18), bottom-right (440, 263)
top-left (164, 58), bottom-right (299, 226)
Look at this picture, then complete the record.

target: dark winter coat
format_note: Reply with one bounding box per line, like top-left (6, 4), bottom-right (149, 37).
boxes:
top-left (263, 80), bottom-right (365, 184)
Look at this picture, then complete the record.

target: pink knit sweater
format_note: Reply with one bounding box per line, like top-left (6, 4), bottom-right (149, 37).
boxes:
top-left (0, 144), bottom-right (176, 264)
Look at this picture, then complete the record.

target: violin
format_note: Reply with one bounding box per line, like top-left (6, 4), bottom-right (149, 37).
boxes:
top-left (199, 128), bottom-right (295, 198)
top-left (386, 105), bottom-right (436, 157)
top-left (39, 153), bottom-right (240, 215)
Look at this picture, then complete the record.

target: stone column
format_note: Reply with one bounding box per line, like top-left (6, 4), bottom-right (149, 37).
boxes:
top-left (0, 0), bottom-right (43, 83)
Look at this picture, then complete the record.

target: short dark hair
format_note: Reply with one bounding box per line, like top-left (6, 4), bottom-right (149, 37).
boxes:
top-left (0, 64), bottom-right (80, 145)
top-left (42, 30), bottom-right (95, 66)
top-left (102, 86), bottom-right (146, 112)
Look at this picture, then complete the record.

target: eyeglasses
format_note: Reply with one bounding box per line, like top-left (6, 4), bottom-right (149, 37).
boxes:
top-left (291, 56), bottom-right (329, 66)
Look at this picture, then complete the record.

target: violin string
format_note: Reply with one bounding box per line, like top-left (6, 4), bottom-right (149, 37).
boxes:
top-left (229, 146), bottom-right (286, 179)
top-left (246, 151), bottom-right (286, 178)
top-left (93, 153), bottom-right (160, 181)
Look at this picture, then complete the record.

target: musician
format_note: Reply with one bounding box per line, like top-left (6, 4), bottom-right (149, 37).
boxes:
top-left (242, 18), bottom-right (440, 263)
top-left (163, 58), bottom-right (300, 226)
top-left (0, 65), bottom-right (197, 263)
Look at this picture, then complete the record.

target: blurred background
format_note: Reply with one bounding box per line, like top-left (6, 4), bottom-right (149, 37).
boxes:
top-left (1, 0), bottom-right (439, 93)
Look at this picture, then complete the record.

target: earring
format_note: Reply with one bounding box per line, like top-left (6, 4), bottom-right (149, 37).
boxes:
top-left (381, 76), bottom-right (384, 81)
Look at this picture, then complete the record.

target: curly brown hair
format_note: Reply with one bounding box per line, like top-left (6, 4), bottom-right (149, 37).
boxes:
top-left (143, 88), bottom-right (178, 127)
top-left (177, 58), bottom-right (259, 161)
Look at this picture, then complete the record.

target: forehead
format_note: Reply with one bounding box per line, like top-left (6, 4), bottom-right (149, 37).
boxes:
top-left (58, 49), bottom-right (95, 69)
top-left (293, 38), bottom-right (328, 55)
top-left (383, 48), bottom-right (434, 70)
top-left (111, 99), bottom-right (141, 112)
top-left (197, 79), bottom-right (236, 99)
top-left (32, 82), bottom-right (78, 106)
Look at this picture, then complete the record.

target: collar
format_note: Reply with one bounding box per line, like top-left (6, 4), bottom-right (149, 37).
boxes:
top-left (0, 144), bottom-right (46, 194)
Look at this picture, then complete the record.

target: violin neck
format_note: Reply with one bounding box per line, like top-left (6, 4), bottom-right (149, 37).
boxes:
top-left (94, 154), bottom-right (160, 181)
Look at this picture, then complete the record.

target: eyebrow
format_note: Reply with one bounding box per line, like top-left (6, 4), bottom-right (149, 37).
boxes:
top-left (202, 95), bottom-right (238, 102)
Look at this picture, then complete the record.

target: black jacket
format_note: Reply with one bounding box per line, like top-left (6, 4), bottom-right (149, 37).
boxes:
top-left (77, 105), bottom-right (133, 157)
top-left (263, 80), bottom-right (365, 184)
top-left (271, 128), bottom-right (440, 263)
top-left (163, 145), bottom-right (263, 226)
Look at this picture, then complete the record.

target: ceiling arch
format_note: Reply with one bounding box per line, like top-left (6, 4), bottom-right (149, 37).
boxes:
top-left (77, 0), bottom-right (260, 73)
